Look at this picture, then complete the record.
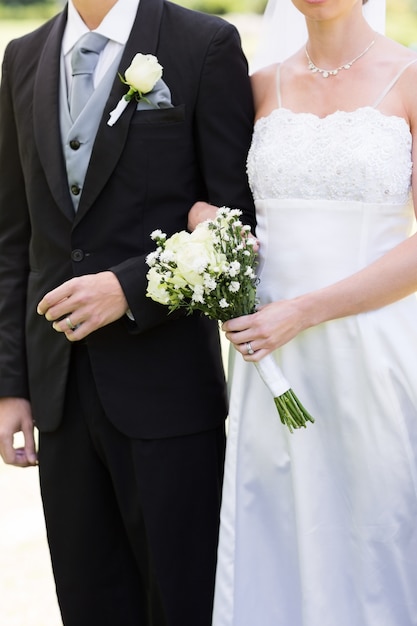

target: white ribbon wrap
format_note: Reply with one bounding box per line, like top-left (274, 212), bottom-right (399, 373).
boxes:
top-left (254, 353), bottom-right (290, 397)
top-left (107, 97), bottom-right (129, 127)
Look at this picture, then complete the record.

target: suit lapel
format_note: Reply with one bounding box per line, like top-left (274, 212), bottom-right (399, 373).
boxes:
top-left (74, 0), bottom-right (164, 225)
top-left (33, 9), bottom-right (74, 222)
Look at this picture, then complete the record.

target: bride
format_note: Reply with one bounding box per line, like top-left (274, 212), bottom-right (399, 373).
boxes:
top-left (196, 0), bottom-right (417, 624)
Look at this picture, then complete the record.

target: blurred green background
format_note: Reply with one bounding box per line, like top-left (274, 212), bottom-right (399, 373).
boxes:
top-left (0, 0), bottom-right (416, 52)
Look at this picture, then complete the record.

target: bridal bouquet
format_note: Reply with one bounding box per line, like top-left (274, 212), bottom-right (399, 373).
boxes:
top-left (146, 207), bottom-right (314, 432)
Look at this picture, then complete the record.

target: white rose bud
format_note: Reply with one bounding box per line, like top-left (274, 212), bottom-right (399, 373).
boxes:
top-left (125, 54), bottom-right (163, 95)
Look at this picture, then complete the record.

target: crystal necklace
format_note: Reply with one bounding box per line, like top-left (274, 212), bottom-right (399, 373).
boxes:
top-left (305, 38), bottom-right (376, 78)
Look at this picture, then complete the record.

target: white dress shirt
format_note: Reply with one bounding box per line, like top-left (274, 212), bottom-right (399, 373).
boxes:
top-left (62, 0), bottom-right (140, 90)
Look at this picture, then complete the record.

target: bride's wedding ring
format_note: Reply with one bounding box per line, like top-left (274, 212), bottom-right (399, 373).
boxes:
top-left (65, 316), bottom-right (76, 331)
top-left (246, 341), bottom-right (254, 355)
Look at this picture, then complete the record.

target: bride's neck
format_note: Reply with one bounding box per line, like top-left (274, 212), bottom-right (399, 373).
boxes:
top-left (305, 18), bottom-right (375, 69)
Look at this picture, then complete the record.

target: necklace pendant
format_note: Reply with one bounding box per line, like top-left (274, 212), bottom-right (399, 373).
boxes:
top-left (305, 37), bottom-right (376, 80)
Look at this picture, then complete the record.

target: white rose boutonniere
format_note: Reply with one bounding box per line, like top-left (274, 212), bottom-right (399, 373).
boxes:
top-left (107, 53), bottom-right (163, 127)
top-left (124, 53), bottom-right (163, 94)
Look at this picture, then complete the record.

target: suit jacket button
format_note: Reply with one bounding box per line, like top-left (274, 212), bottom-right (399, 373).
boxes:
top-left (70, 184), bottom-right (81, 196)
top-left (69, 139), bottom-right (81, 150)
top-left (71, 249), bottom-right (84, 262)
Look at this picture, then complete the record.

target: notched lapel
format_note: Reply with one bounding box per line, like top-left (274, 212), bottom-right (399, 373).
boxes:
top-left (33, 10), bottom-right (74, 222)
top-left (74, 0), bottom-right (164, 225)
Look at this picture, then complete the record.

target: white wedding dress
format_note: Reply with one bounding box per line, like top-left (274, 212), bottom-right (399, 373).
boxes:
top-left (213, 61), bottom-right (417, 626)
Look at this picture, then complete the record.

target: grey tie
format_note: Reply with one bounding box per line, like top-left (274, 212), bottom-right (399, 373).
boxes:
top-left (69, 32), bottom-right (109, 121)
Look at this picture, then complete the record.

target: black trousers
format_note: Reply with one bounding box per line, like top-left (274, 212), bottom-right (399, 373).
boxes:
top-left (38, 344), bottom-right (226, 626)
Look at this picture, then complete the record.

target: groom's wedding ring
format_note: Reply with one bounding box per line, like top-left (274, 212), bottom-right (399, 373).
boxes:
top-left (246, 341), bottom-right (254, 355)
top-left (66, 316), bottom-right (76, 331)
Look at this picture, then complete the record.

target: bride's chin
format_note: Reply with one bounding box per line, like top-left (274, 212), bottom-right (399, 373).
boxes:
top-left (292, 0), bottom-right (328, 8)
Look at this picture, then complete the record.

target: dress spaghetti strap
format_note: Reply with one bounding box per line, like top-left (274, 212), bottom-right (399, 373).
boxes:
top-left (275, 63), bottom-right (282, 109)
top-left (275, 57), bottom-right (417, 111)
top-left (373, 58), bottom-right (417, 108)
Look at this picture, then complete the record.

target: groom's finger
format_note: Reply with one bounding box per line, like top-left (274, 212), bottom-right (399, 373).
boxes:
top-left (37, 292), bottom-right (71, 318)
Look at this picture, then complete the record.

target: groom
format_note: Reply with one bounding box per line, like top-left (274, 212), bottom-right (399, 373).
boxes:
top-left (0, 0), bottom-right (255, 623)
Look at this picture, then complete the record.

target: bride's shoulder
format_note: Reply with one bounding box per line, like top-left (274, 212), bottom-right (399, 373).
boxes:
top-left (376, 36), bottom-right (417, 94)
top-left (379, 37), bottom-right (417, 127)
top-left (378, 35), bottom-right (417, 68)
top-left (250, 63), bottom-right (278, 90)
top-left (250, 63), bottom-right (279, 111)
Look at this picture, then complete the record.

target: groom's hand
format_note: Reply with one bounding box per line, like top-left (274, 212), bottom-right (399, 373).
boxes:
top-left (37, 271), bottom-right (129, 341)
top-left (0, 398), bottom-right (37, 467)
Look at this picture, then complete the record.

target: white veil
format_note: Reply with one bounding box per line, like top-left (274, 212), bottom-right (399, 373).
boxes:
top-left (251, 0), bottom-right (387, 73)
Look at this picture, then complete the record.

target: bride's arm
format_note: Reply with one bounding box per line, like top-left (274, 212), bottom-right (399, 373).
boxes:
top-left (224, 227), bottom-right (417, 361)
top-left (187, 201), bottom-right (218, 231)
top-left (223, 95), bottom-right (417, 361)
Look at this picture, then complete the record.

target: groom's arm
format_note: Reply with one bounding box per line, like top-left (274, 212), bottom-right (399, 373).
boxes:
top-left (110, 21), bottom-right (256, 333)
top-left (193, 21), bottom-right (255, 230)
top-left (0, 46), bottom-right (37, 466)
top-left (0, 44), bottom-right (31, 400)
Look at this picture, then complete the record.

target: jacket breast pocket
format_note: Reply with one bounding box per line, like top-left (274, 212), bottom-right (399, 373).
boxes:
top-left (114, 102), bottom-right (192, 189)
top-left (130, 104), bottom-right (185, 126)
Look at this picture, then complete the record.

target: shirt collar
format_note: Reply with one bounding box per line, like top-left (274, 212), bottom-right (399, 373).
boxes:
top-left (62, 0), bottom-right (140, 55)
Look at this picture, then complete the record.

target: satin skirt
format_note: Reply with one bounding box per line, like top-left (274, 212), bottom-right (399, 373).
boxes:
top-left (213, 199), bottom-right (417, 626)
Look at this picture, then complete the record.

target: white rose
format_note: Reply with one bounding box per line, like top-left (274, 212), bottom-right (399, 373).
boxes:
top-left (190, 223), bottom-right (227, 267)
top-left (174, 243), bottom-right (206, 288)
top-left (173, 227), bottom-right (226, 287)
top-left (164, 231), bottom-right (191, 254)
top-left (167, 272), bottom-right (189, 291)
top-left (124, 54), bottom-right (163, 95)
top-left (146, 267), bottom-right (170, 305)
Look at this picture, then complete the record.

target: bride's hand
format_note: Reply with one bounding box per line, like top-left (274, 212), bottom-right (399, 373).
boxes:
top-left (222, 299), bottom-right (307, 361)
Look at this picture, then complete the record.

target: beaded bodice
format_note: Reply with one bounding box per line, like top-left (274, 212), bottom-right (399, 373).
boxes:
top-left (247, 107), bottom-right (412, 206)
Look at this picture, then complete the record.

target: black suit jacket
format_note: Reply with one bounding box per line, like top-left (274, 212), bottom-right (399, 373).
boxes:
top-left (0, 0), bottom-right (255, 437)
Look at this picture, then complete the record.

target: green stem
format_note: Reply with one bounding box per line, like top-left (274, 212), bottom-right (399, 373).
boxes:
top-left (125, 87), bottom-right (138, 101)
top-left (274, 390), bottom-right (315, 433)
